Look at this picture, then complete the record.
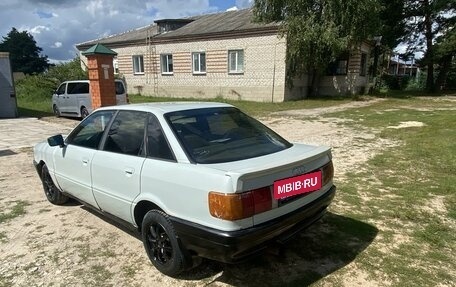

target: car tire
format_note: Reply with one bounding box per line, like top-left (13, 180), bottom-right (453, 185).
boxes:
top-left (142, 210), bottom-right (187, 276)
top-left (41, 164), bottom-right (69, 205)
top-left (53, 105), bottom-right (61, 117)
top-left (81, 107), bottom-right (89, 119)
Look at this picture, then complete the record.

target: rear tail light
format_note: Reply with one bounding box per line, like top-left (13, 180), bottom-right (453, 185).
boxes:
top-left (322, 161), bottom-right (334, 186)
top-left (209, 187), bottom-right (272, 221)
top-left (126, 93), bottom-right (130, 104)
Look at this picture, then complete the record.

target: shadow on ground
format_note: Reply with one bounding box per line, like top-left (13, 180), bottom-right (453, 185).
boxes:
top-left (77, 204), bottom-right (377, 286)
top-left (17, 107), bottom-right (53, 118)
top-left (183, 212), bottom-right (378, 286)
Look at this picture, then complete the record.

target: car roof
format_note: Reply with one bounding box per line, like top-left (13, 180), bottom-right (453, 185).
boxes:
top-left (62, 79), bottom-right (124, 84)
top-left (96, 102), bottom-right (235, 114)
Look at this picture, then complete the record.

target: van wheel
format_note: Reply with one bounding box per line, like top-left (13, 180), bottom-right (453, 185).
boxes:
top-left (53, 105), bottom-right (60, 117)
top-left (142, 210), bottom-right (187, 276)
top-left (81, 107), bottom-right (89, 119)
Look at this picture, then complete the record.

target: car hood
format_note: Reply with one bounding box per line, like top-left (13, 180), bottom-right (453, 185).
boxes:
top-left (200, 143), bottom-right (331, 192)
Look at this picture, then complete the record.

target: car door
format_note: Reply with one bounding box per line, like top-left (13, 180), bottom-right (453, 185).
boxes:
top-left (53, 110), bottom-right (115, 207)
top-left (91, 110), bottom-right (147, 223)
top-left (54, 83), bottom-right (67, 112)
top-left (65, 82), bottom-right (81, 115)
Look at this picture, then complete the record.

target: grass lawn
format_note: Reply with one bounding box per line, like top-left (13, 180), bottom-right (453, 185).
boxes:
top-left (16, 93), bottom-right (352, 118)
top-left (128, 94), bottom-right (353, 117)
top-left (321, 97), bottom-right (456, 286)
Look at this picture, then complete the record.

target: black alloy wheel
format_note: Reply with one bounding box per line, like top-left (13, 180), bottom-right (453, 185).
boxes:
top-left (142, 210), bottom-right (187, 276)
top-left (41, 164), bottom-right (68, 205)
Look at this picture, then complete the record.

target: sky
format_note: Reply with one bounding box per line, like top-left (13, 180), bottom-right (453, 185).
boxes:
top-left (0, 0), bottom-right (253, 63)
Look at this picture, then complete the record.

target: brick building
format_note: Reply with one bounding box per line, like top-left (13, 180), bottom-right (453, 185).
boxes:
top-left (76, 9), bottom-right (373, 102)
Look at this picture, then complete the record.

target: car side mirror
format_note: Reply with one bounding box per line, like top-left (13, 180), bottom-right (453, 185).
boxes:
top-left (47, 134), bottom-right (65, 148)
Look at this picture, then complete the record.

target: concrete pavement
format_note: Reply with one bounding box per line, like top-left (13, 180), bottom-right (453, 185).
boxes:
top-left (0, 117), bottom-right (72, 150)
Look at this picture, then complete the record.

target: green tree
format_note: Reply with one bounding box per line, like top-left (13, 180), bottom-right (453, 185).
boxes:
top-left (434, 26), bottom-right (456, 90)
top-left (379, 0), bottom-right (407, 49)
top-left (403, 0), bottom-right (455, 91)
top-left (0, 27), bottom-right (50, 74)
top-left (253, 0), bottom-right (381, 96)
top-left (46, 57), bottom-right (88, 83)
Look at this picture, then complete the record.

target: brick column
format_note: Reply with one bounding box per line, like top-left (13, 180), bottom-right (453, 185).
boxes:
top-left (82, 44), bottom-right (117, 110)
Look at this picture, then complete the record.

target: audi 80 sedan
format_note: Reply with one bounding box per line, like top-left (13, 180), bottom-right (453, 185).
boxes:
top-left (33, 102), bottom-right (336, 276)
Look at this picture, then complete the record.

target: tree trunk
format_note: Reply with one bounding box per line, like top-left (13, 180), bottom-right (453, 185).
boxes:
top-left (309, 69), bottom-right (321, 97)
top-left (435, 55), bottom-right (452, 91)
top-left (424, 0), bottom-right (435, 92)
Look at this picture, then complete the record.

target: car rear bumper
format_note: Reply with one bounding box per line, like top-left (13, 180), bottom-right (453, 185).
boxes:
top-left (171, 185), bottom-right (336, 263)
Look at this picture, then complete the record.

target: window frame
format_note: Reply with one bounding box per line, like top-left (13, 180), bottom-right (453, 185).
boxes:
top-left (145, 113), bottom-right (176, 162)
top-left (66, 110), bottom-right (116, 149)
top-left (192, 52), bottom-right (206, 75)
top-left (327, 52), bottom-right (349, 76)
top-left (228, 49), bottom-right (244, 74)
top-left (101, 110), bottom-right (148, 157)
top-left (164, 107), bottom-right (293, 164)
top-left (132, 55), bottom-right (144, 75)
top-left (160, 54), bottom-right (174, 75)
top-left (56, 83), bottom-right (66, 95)
top-left (113, 57), bottom-right (119, 74)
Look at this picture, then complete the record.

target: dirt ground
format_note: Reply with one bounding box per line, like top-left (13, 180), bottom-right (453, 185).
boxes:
top-left (0, 99), bottom-right (400, 286)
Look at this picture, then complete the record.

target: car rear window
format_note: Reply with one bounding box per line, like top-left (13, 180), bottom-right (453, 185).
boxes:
top-left (165, 107), bottom-right (292, 164)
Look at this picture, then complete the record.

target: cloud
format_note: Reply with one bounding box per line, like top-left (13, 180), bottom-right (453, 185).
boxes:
top-left (226, 6), bottom-right (238, 11)
top-left (36, 11), bottom-right (54, 18)
top-left (51, 41), bottom-right (62, 48)
top-left (235, 0), bottom-right (253, 9)
top-left (0, 0), bottom-right (224, 61)
top-left (21, 25), bottom-right (51, 34)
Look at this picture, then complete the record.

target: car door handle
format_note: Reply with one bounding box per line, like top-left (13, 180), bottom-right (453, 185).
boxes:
top-left (82, 159), bottom-right (89, 165)
top-left (124, 168), bottom-right (134, 175)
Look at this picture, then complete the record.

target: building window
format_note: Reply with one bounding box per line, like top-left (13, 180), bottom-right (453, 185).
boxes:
top-left (132, 55), bottom-right (144, 74)
top-left (228, 50), bottom-right (244, 73)
top-left (360, 53), bottom-right (367, 76)
top-left (327, 52), bottom-right (349, 76)
top-left (192, 52), bottom-right (206, 74)
top-left (113, 57), bottom-right (119, 74)
top-left (160, 54), bottom-right (173, 74)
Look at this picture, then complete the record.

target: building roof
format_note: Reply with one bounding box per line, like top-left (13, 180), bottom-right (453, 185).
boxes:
top-left (76, 9), bottom-right (279, 50)
top-left (154, 9), bottom-right (278, 40)
top-left (77, 24), bottom-right (158, 48)
top-left (81, 43), bottom-right (117, 56)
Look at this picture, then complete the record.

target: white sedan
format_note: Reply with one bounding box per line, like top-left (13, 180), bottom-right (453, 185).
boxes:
top-left (33, 102), bottom-right (336, 276)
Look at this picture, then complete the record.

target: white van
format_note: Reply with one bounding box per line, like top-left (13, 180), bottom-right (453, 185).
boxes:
top-left (52, 79), bottom-right (128, 118)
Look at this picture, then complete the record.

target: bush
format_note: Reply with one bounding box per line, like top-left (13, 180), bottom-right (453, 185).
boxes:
top-left (15, 57), bottom-right (88, 100)
top-left (405, 72), bottom-right (426, 91)
top-left (15, 57), bottom-right (88, 117)
top-left (15, 74), bottom-right (56, 100)
top-left (46, 58), bottom-right (88, 83)
top-left (380, 74), bottom-right (413, 90)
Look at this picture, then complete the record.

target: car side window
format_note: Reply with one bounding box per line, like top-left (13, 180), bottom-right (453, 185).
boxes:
top-left (56, 83), bottom-right (66, 95)
top-left (69, 82), bottom-right (89, 94)
top-left (147, 115), bottom-right (175, 161)
top-left (66, 111), bottom-right (115, 149)
top-left (103, 111), bottom-right (147, 156)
